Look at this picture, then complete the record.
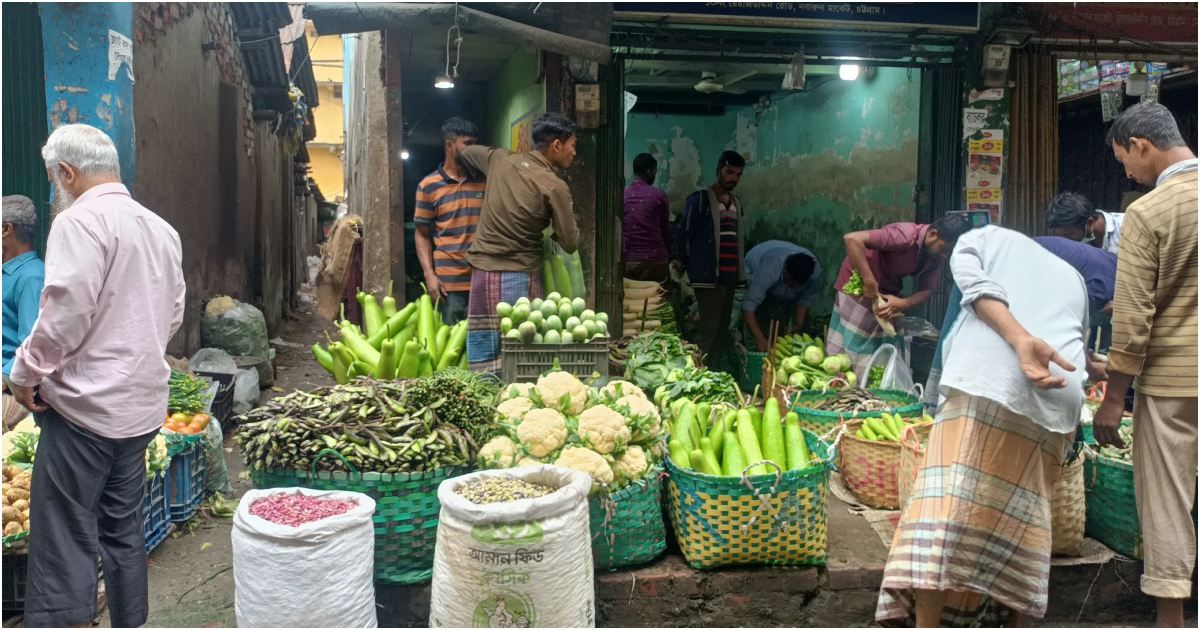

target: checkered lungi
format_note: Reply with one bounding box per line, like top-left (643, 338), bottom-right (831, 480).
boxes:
top-left (875, 392), bottom-right (1071, 626)
top-left (466, 268), bottom-right (543, 375)
top-left (826, 292), bottom-right (909, 375)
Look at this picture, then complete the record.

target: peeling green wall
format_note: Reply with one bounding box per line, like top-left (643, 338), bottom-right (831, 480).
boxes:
top-left (625, 68), bottom-right (922, 315)
top-left (485, 48), bottom-right (545, 150)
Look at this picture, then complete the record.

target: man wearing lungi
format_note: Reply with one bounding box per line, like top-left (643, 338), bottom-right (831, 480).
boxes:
top-left (9, 124), bottom-right (186, 628)
top-left (1092, 102), bottom-right (1197, 628)
top-left (877, 224), bottom-right (1097, 627)
top-left (828, 215), bottom-right (972, 374)
top-left (459, 113), bottom-right (580, 374)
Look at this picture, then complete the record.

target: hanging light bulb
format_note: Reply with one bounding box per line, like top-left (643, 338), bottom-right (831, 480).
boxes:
top-left (839, 64), bottom-right (860, 81)
top-left (434, 16), bottom-right (462, 90)
top-left (400, 150), bottom-right (410, 160)
top-left (434, 74), bottom-right (455, 89)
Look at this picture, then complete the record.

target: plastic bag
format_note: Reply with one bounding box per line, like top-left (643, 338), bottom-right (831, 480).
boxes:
top-left (201, 297), bottom-right (273, 386)
top-left (431, 466), bottom-right (595, 628)
top-left (189, 348), bottom-right (238, 375)
top-left (233, 488), bottom-right (378, 627)
top-left (203, 416), bottom-right (233, 497)
top-left (232, 369), bottom-right (260, 416)
top-left (860, 343), bottom-right (915, 393)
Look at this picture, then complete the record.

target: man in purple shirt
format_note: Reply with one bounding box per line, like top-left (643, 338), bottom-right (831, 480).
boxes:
top-left (622, 153), bottom-right (671, 282)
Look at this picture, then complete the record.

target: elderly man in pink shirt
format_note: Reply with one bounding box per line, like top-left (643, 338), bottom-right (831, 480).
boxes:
top-left (9, 124), bottom-right (185, 628)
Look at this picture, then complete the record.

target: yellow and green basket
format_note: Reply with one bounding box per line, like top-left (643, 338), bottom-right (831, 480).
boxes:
top-left (665, 430), bottom-right (830, 569)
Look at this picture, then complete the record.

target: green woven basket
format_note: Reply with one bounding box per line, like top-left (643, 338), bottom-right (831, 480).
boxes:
top-left (249, 449), bottom-right (469, 584)
top-left (1081, 421), bottom-right (1141, 558)
top-left (737, 350), bottom-right (769, 393)
top-left (665, 430), bottom-right (830, 569)
top-left (781, 389), bottom-right (923, 435)
top-left (589, 467), bottom-right (667, 571)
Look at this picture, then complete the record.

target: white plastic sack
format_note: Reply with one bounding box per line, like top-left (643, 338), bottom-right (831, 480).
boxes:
top-left (232, 368), bottom-right (260, 416)
top-left (431, 466), bottom-right (595, 628)
top-left (233, 488), bottom-right (378, 628)
top-left (860, 343), bottom-right (915, 392)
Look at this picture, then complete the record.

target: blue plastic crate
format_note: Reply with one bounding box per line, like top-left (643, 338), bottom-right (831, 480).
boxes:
top-left (143, 469), bottom-right (170, 553)
top-left (167, 442), bottom-right (208, 523)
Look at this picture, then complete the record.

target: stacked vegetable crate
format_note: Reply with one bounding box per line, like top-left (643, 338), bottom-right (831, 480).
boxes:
top-left (1081, 420), bottom-right (1142, 558)
top-left (143, 467), bottom-right (172, 552)
top-left (167, 441), bottom-right (209, 523)
top-left (501, 339), bottom-right (609, 384)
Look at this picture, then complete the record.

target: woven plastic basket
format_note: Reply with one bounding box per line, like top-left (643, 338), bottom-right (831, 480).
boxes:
top-left (249, 448), bottom-right (468, 584)
top-left (897, 422), bottom-right (931, 510)
top-left (589, 467), bottom-right (667, 571)
top-left (839, 419), bottom-right (932, 510)
top-left (665, 430), bottom-right (830, 569)
top-left (737, 350), bottom-right (768, 393)
top-left (781, 389), bottom-right (923, 435)
top-left (1081, 432), bottom-right (1141, 558)
top-left (1051, 447), bottom-right (1086, 557)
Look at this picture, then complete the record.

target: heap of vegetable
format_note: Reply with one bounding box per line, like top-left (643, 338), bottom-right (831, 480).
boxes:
top-left (168, 370), bottom-right (211, 414)
top-left (809, 388), bottom-right (893, 413)
top-left (497, 293), bottom-right (610, 344)
top-left (616, 331), bottom-right (701, 395)
top-left (478, 371), bottom-right (664, 493)
top-left (622, 278), bottom-right (676, 337)
top-left (1094, 423), bottom-right (1133, 462)
top-left (311, 284), bottom-right (468, 383)
top-left (542, 235), bottom-right (587, 300)
top-left (651, 367), bottom-right (742, 410)
top-left (853, 412), bottom-right (933, 442)
top-left (772, 333), bottom-right (856, 390)
top-left (402, 368), bottom-right (501, 445)
top-left (668, 397), bottom-right (814, 476)
top-left (842, 270), bottom-right (864, 297)
top-left (234, 377), bottom-right (479, 473)
top-left (2, 465), bottom-right (31, 538)
top-left (250, 493), bottom-right (359, 527)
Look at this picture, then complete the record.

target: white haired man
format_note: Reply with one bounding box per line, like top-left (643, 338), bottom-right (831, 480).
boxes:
top-left (9, 124), bottom-right (186, 628)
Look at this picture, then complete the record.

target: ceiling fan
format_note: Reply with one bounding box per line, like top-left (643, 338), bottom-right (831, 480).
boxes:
top-left (693, 70), bottom-right (757, 95)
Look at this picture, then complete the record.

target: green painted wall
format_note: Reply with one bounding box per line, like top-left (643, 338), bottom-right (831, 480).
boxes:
top-left (485, 48), bottom-right (545, 150)
top-left (625, 68), bottom-right (922, 316)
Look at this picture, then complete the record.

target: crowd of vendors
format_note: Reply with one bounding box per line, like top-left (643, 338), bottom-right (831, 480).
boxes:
top-left (0, 96), bottom-right (1195, 629)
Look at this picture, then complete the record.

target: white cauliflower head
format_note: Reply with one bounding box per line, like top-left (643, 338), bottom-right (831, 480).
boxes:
top-left (516, 456), bottom-right (544, 468)
top-left (613, 395), bottom-right (662, 439)
top-left (613, 445), bottom-right (649, 483)
top-left (536, 371), bottom-right (590, 416)
top-left (555, 447), bottom-right (615, 486)
top-left (496, 397), bottom-right (535, 423)
top-left (503, 382), bottom-right (535, 400)
top-left (478, 436), bottom-right (519, 468)
top-left (576, 405), bottom-right (630, 455)
top-left (600, 380), bottom-right (645, 402)
top-left (516, 408), bottom-right (568, 458)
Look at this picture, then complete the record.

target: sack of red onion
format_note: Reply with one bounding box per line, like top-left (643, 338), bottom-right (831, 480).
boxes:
top-left (233, 488), bottom-right (378, 627)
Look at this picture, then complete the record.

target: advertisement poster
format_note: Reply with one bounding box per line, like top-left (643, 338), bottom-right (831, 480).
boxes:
top-left (966, 130), bottom-right (1005, 222)
top-left (510, 108), bottom-right (541, 152)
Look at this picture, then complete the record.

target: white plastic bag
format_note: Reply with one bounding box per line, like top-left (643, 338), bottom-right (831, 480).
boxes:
top-left (233, 488), bottom-right (378, 628)
top-left (859, 343), bottom-right (915, 392)
top-left (431, 466), bottom-right (595, 628)
top-left (232, 368), bottom-right (260, 416)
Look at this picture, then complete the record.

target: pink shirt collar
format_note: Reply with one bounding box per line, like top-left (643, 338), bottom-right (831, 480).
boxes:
top-left (69, 182), bottom-right (131, 208)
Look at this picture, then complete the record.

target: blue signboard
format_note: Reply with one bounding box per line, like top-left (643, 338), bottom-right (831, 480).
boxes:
top-left (614, 2), bottom-right (979, 31)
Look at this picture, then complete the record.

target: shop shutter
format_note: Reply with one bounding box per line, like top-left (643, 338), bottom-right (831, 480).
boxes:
top-left (2, 3), bottom-right (50, 256)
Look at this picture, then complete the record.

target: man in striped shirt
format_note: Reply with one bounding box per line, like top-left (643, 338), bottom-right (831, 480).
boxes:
top-left (1092, 103), bottom-right (1197, 628)
top-left (415, 117), bottom-right (486, 325)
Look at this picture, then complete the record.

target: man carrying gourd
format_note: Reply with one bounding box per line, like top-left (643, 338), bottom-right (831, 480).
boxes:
top-left (458, 113), bottom-right (581, 375)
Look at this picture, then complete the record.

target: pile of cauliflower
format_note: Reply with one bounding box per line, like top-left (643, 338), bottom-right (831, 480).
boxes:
top-left (478, 373), bottom-right (665, 493)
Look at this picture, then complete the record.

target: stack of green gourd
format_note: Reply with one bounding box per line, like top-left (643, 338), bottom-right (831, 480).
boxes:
top-left (311, 283), bottom-right (467, 383)
top-left (667, 397), bottom-right (813, 477)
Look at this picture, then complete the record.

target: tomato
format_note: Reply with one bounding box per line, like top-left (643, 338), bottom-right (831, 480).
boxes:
top-left (187, 421), bottom-right (203, 434)
top-left (192, 414), bottom-right (210, 428)
top-left (170, 412), bottom-right (189, 424)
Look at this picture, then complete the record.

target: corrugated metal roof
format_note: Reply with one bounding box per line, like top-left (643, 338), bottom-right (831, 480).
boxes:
top-left (232, 2), bottom-right (294, 111)
top-left (231, 2), bottom-right (292, 32)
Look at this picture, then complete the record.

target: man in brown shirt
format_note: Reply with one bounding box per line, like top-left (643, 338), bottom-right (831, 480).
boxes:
top-left (459, 113), bottom-right (580, 373)
top-left (1093, 103), bottom-right (1197, 627)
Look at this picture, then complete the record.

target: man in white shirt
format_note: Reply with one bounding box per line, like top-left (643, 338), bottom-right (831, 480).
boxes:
top-left (877, 225), bottom-right (1103, 627)
top-left (1045, 191), bottom-right (1125, 255)
top-left (10, 124), bottom-right (185, 628)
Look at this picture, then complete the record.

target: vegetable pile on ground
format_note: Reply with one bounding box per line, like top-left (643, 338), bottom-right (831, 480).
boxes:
top-left (2, 465), bottom-right (31, 538)
top-left (612, 331), bottom-right (702, 395)
top-left (668, 397), bottom-right (814, 476)
top-left (542, 236), bottom-right (587, 300)
top-left (497, 293), bottom-right (610, 344)
top-left (622, 278), bottom-right (676, 336)
top-left (311, 285), bottom-right (468, 383)
top-left (853, 412), bottom-right (933, 442)
top-left (168, 370), bottom-right (211, 414)
top-left (234, 377), bottom-right (483, 473)
top-left (477, 371), bottom-right (664, 493)
top-left (772, 333), bottom-right (856, 389)
top-left (250, 493), bottom-right (358, 527)
top-left (457, 477), bottom-right (557, 504)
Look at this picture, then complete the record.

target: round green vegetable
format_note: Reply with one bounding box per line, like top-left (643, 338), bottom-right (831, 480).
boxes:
top-left (572, 325), bottom-right (589, 342)
top-left (558, 303), bottom-right (573, 321)
top-left (528, 310), bottom-right (545, 329)
top-left (565, 316), bottom-right (582, 331)
top-left (547, 315), bottom-right (563, 331)
top-left (500, 317), bottom-right (514, 334)
top-left (571, 297), bottom-right (586, 317)
top-left (546, 291), bottom-right (562, 303)
top-left (496, 302), bottom-right (513, 318)
top-left (539, 301), bottom-right (557, 319)
top-left (505, 328), bottom-right (523, 340)
top-left (581, 308), bottom-right (595, 321)
top-left (596, 312), bottom-right (609, 324)
top-left (519, 321), bottom-right (537, 342)
top-left (513, 304), bottom-right (531, 323)
top-left (544, 329), bottom-right (562, 344)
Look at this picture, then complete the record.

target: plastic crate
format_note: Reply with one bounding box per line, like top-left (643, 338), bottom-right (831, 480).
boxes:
top-left (2, 551), bottom-right (27, 614)
top-left (167, 442), bottom-right (209, 523)
top-left (500, 339), bottom-right (609, 384)
top-left (194, 369), bottom-right (235, 426)
top-left (143, 468), bottom-right (171, 553)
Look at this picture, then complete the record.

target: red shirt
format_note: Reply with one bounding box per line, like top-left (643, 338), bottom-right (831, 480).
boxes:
top-left (835, 222), bottom-right (942, 295)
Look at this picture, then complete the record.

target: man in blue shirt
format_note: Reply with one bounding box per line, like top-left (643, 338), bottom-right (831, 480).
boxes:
top-left (742, 240), bottom-right (821, 351)
top-left (3, 195), bottom-right (45, 387)
top-left (1032, 236), bottom-right (1117, 315)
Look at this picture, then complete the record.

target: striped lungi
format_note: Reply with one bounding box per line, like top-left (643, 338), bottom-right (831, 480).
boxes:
top-left (826, 292), bottom-right (908, 375)
top-left (466, 268), bottom-right (543, 375)
top-left (875, 392), bottom-right (1071, 626)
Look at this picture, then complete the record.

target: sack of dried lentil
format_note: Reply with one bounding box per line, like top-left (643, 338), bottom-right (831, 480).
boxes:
top-left (431, 466), bottom-right (595, 628)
